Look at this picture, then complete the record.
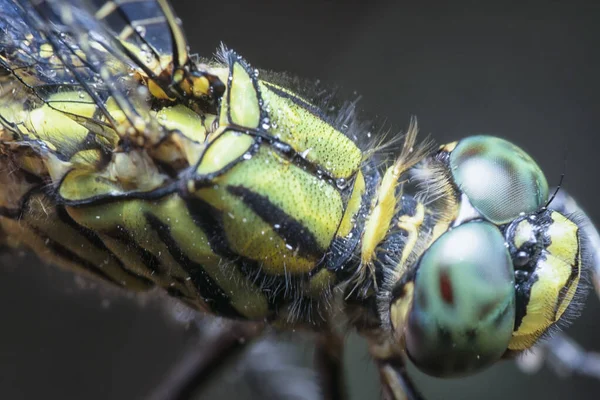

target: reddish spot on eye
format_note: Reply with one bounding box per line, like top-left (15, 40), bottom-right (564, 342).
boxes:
top-left (439, 271), bottom-right (454, 305)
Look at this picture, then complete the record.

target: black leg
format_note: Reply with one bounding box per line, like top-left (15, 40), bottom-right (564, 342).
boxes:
top-left (148, 319), bottom-right (264, 400)
top-left (314, 331), bottom-right (347, 400)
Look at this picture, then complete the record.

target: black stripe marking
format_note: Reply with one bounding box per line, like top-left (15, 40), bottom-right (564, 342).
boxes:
top-left (0, 206), bottom-right (21, 218)
top-left (226, 185), bottom-right (325, 260)
top-left (28, 227), bottom-right (124, 287)
top-left (191, 132), bottom-right (346, 197)
top-left (103, 225), bottom-right (162, 276)
top-left (54, 206), bottom-right (155, 288)
top-left (56, 179), bottom-right (180, 207)
top-left (145, 213), bottom-right (244, 319)
top-left (513, 271), bottom-right (537, 332)
top-left (552, 233), bottom-right (580, 321)
top-left (184, 197), bottom-right (290, 311)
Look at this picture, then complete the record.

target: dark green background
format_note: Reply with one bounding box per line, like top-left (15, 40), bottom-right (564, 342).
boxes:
top-left (1, 0), bottom-right (599, 399)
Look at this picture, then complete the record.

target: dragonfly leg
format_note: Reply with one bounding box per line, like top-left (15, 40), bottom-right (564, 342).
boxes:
top-left (376, 355), bottom-right (425, 400)
top-left (363, 332), bottom-right (425, 400)
top-left (148, 318), bottom-right (265, 400)
top-left (517, 332), bottom-right (600, 380)
top-left (314, 330), bottom-right (347, 400)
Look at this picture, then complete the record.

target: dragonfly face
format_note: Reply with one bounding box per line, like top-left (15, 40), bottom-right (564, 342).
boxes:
top-left (389, 136), bottom-right (586, 377)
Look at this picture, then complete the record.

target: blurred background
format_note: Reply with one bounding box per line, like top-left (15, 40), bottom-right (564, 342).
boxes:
top-left (1, 0), bottom-right (599, 399)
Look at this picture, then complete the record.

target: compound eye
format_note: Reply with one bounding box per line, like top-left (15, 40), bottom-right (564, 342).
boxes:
top-left (449, 135), bottom-right (549, 224)
top-left (404, 222), bottom-right (515, 377)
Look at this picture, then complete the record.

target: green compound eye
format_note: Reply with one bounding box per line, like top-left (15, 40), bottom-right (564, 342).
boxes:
top-left (404, 222), bottom-right (515, 377)
top-left (449, 135), bottom-right (549, 225)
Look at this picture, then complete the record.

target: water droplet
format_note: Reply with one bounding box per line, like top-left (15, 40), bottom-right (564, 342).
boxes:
top-left (261, 117), bottom-right (270, 130)
top-left (135, 25), bottom-right (147, 37)
top-left (336, 178), bottom-right (347, 189)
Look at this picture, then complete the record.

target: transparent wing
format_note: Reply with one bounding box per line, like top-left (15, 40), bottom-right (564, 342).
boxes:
top-left (91, 0), bottom-right (189, 93)
top-left (0, 0), bottom-right (166, 145)
top-left (0, 0), bottom-right (116, 141)
top-left (88, 0), bottom-right (224, 103)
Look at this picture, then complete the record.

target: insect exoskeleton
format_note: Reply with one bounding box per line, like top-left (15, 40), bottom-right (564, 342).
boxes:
top-left (0, 0), bottom-right (598, 399)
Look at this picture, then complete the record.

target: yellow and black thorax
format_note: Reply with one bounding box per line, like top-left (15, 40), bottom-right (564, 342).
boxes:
top-left (0, 0), bottom-right (376, 321)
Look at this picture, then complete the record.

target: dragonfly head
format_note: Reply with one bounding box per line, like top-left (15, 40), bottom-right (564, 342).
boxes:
top-left (388, 135), bottom-right (588, 377)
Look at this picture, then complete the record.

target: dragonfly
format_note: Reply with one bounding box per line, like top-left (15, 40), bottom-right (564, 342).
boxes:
top-left (0, 0), bottom-right (599, 399)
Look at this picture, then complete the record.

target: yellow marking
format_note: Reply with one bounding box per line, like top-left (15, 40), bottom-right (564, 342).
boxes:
top-left (361, 121), bottom-right (427, 283)
top-left (547, 212), bottom-right (579, 265)
top-left (43, 152), bottom-right (71, 184)
top-left (191, 76), bottom-right (211, 98)
top-left (156, 0), bottom-right (189, 68)
top-left (430, 219), bottom-right (451, 244)
top-left (196, 186), bottom-right (319, 275)
top-left (39, 43), bottom-right (54, 58)
top-left (66, 196), bottom-right (269, 319)
top-left (156, 104), bottom-right (206, 143)
top-left (148, 79), bottom-right (174, 100)
top-left (95, 1), bottom-right (118, 19)
top-left (308, 269), bottom-right (335, 298)
top-left (396, 203), bottom-right (426, 269)
top-left (25, 92), bottom-right (93, 152)
top-left (0, 217), bottom-right (142, 288)
top-left (59, 150), bottom-right (168, 201)
top-left (381, 365), bottom-right (411, 400)
top-left (69, 149), bottom-right (102, 166)
top-left (212, 146), bottom-right (343, 252)
top-left (259, 81), bottom-right (362, 179)
top-left (223, 62), bottom-right (260, 128)
top-left (440, 140), bottom-right (458, 153)
top-left (12, 195), bottom-right (152, 291)
top-left (337, 171), bottom-right (365, 238)
top-left (154, 105), bottom-right (207, 165)
top-left (513, 219), bottom-right (535, 249)
top-left (196, 130), bottom-right (253, 176)
top-left (390, 281), bottom-right (415, 340)
top-left (548, 212), bottom-right (580, 322)
top-left (509, 212), bottom-right (580, 351)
